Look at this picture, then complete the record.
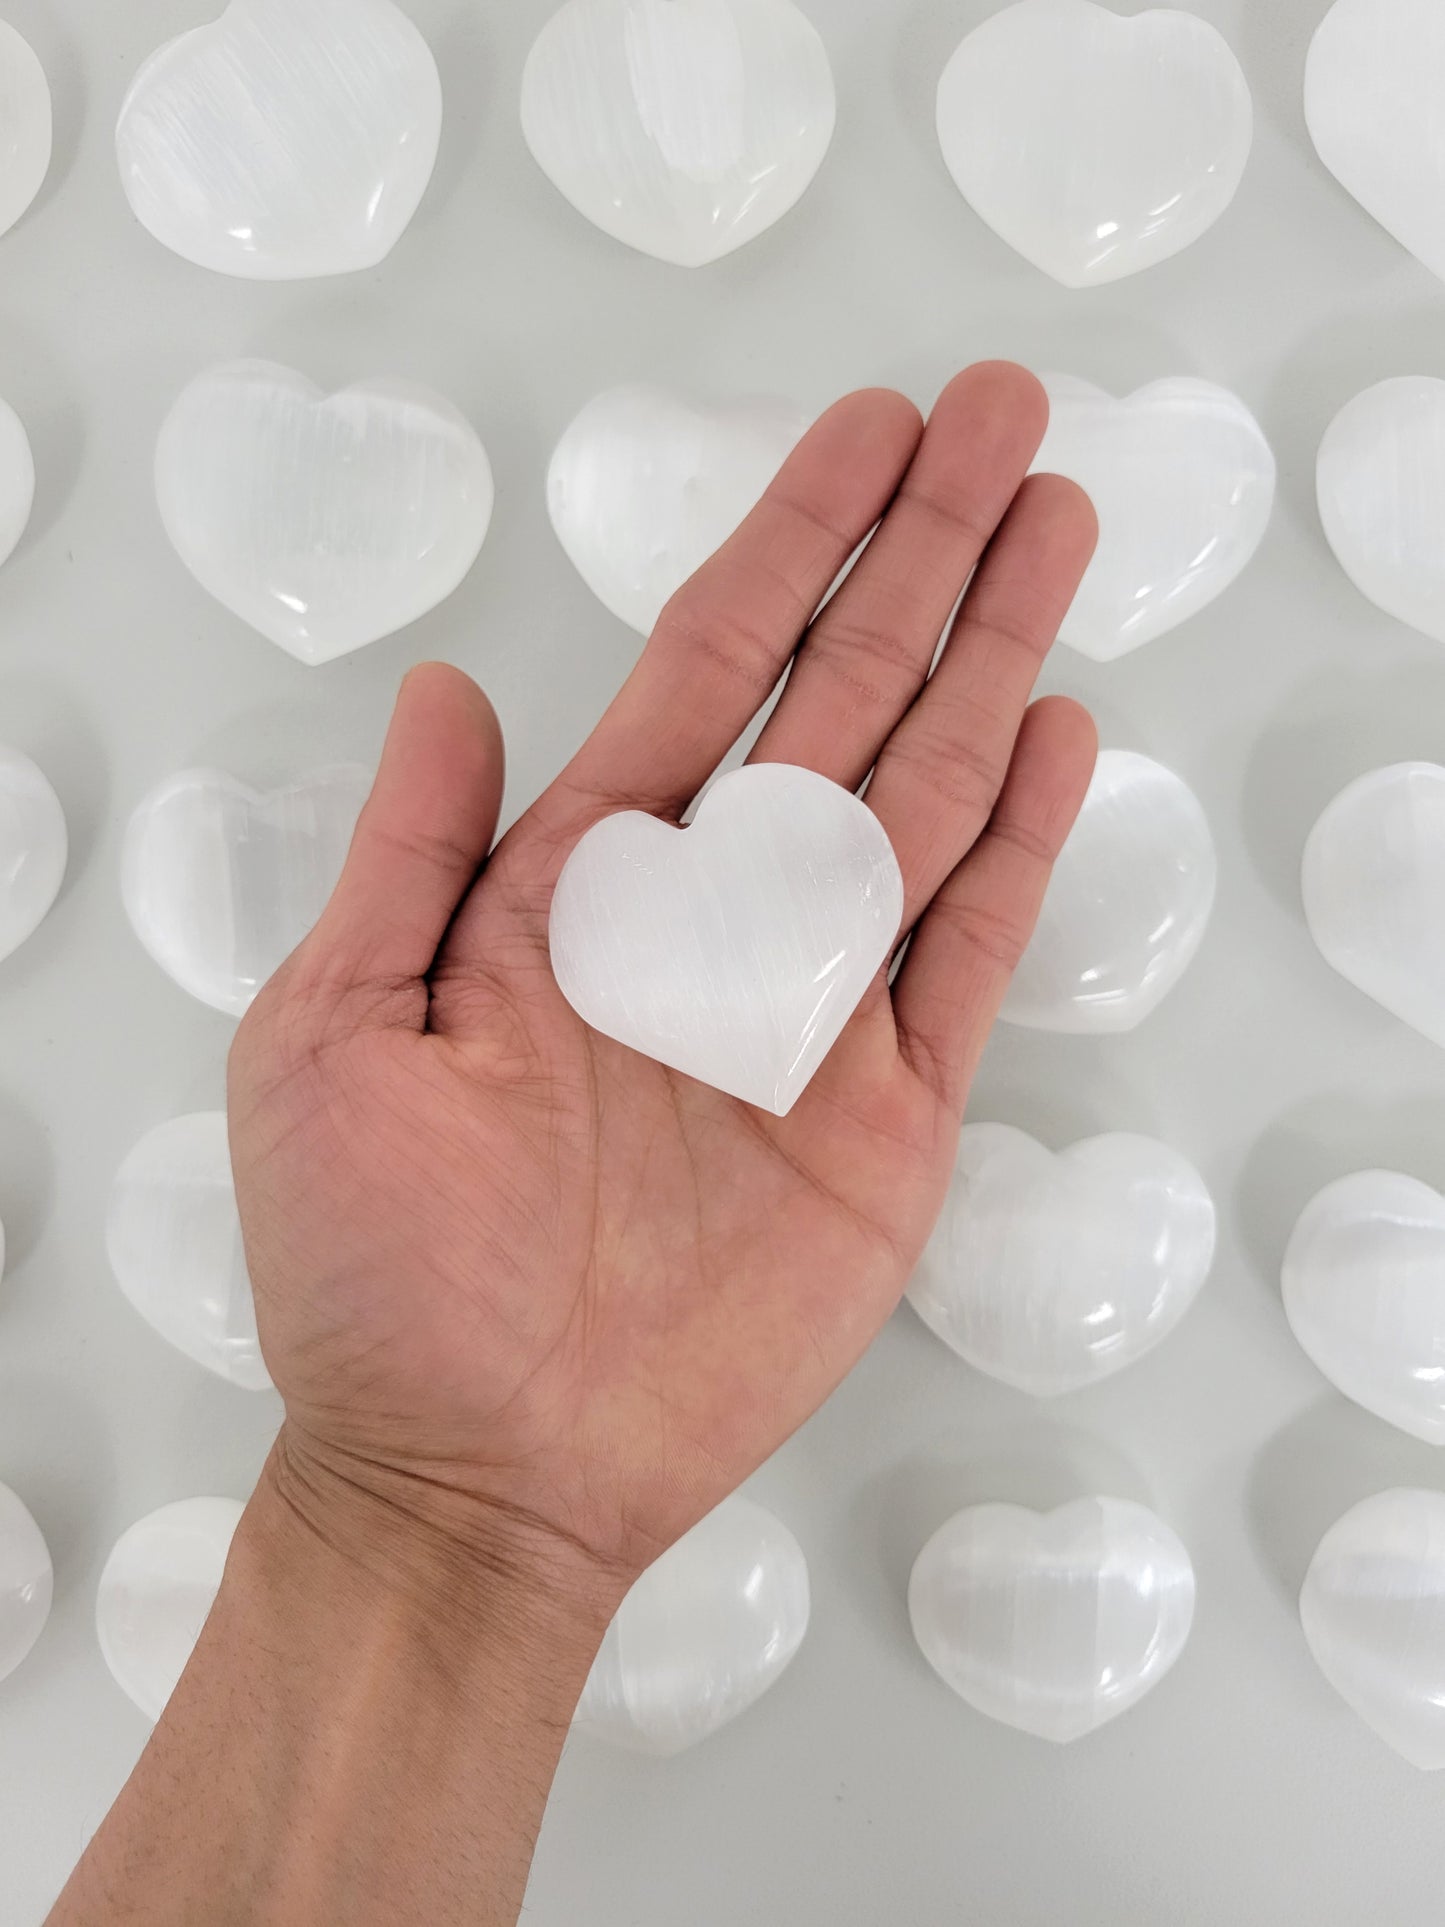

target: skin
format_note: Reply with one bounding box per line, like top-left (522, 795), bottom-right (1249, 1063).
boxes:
top-left (49, 364), bottom-right (1097, 1926)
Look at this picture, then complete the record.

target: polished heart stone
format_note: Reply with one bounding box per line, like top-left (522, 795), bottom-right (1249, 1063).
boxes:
top-left (1000, 749), bottom-right (1217, 1035)
top-left (548, 384), bottom-right (810, 635)
top-left (1318, 378), bottom-right (1445, 645)
top-left (107, 1114), bottom-right (270, 1392)
top-left (576, 1495), bottom-right (809, 1754)
top-left (1307, 0), bottom-right (1445, 287)
top-left (155, 360), bottom-right (494, 664)
top-left (97, 1499), bottom-right (243, 1722)
top-left (908, 1126), bottom-right (1216, 1397)
top-left (909, 1497), bottom-right (1195, 1742)
top-left (1303, 763), bottom-right (1445, 1050)
top-left (0, 20), bottom-right (50, 241)
top-left (0, 745), bottom-right (66, 964)
top-left (1285, 1173), bottom-right (1445, 1445)
top-left (115, 0), bottom-right (441, 278)
top-left (0, 1482), bottom-right (51, 1685)
top-left (1031, 376), bottom-right (1275, 661)
top-left (0, 394), bottom-right (34, 569)
top-left (1302, 1489), bottom-right (1445, 1769)
top-left (936, 0), bottom-right (1251, 287)
top-left (521, 0), bottom-right (836, 266)
top-left (122, 763), bottom-right (371, 1017)
top-left (549, 764), bottom-right (904, 1116)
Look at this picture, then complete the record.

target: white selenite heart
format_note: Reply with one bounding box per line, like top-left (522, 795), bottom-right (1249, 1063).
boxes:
top-left (548, 384), bottom-right (810, 635)
top-left (115, 0), bottom-right (441, 279)
top-left (0, 1482), bottom-right (51, 1685)
top-left (107, 1113), bottom-right (270, 1392)
top-left (1285, 1173), bottom-right (1445, 1445)
top-left (1301, 1489), bottom-right (1445, 1770)
top-left (97, 1499), bottom-right (243, 1722)
top-left (521, 0), bottom-right (836, 267)
top-left (908, 1127), bottom-right (1216, 1397)
top-left (122, 763), bottom-right (371, 1017)
top-left (1000, 749), bottom-right (1217, 1035)
top-left (935, 1), bottom-right (1252, 288)
top-left (1307, 0), bottom-right (1445, 287)
top-left (1031, 376), bottom-right (1275, 661)
top-left (0, 20), bottom-right (51, 241)
top-left (909, 1497), bottom-right (1195, 1743)
top-left (1302, 763), bottom-right (1445, 1050)
top-left (548, 764), bottom-right (904, 1116)
top-left (0, 394), bottom-right (34, 570)
top-left (155, 361), bottom-right (494, 665)
top-left (1317, 378), bottom-right (1445, 645)
top-left (576, 1495), bottom-right (809, 1754)
top-left (0, 745), bottom-right (67, 965)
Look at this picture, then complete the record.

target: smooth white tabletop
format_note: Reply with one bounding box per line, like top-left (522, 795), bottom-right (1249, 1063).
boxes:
top-left (1, 1), bottom-right (1443, 1921)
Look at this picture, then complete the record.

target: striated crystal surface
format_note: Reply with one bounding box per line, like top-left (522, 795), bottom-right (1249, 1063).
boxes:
top-left (521, 0), bottom-right (836, 266)
top-left (122, 763), bottom-right (371, 1017)
top-left (936, 0), bottom-right (1251, 287)
top-left (0, 745), bottom-right (66, 964)
top-left (0, 393), bottom-right (34, 568)
top-left (548, 383), bottom-right (810, 635)
top-left (549, 763), bottom-right (903, 1116)
top-left (909, 1497), bottom-right (1195, 1743)
top-left (0, 1482), bottom-right (51, 1685)
top-left (908, 1126), bottom-right (1216, 1397)
top-left (0, 20), bottom-right (50, 241)
top-left (97, 1499), bottom-right (244, 1722)
top-left (115, 0), bottom-right (441, 279)
top-left (576, 1495), bottom-right (809, 1754)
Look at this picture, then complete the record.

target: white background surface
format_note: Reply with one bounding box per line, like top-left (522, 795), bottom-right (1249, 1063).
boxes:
top-left (1, 1), bottom-right (1443, 1920)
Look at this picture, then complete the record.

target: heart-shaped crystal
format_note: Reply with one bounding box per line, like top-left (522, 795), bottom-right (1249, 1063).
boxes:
top-left (156, 360), bottom-right (494, 664)
top-left (548, 384), bottom-right (810, 635)
top-left (576, 1495), bottom-right (809, 1754)
top-left (122, 763), bottom-right (370, 1017)
top-left (0, 395), bottom-right (34, 569)
top-left (0, 20), bottom-right (51, 241)
top-left (0, 745), bottom-right (66, 965)
top-left (936, 0), bottom-right (1252, 287)
top-left (98, 1499), bottom-right (244, 1722)
top-left (909, 1497), bottom-right (1195, 1742)
top-left (0, 1482), bottom-right (51, 1685)
top-left (908, 1126), bottom-right (1216, 1397)
top-left (1031, 376), bottom-right (1275, 661)
top-left (1318, 378), bottom-right (1445, 645)
top-left (115, 0), bottom-right (441, 278)
top-left (549, 764), bottom-right (903, 1116)
top-left (1303, 763), bottom-right (1445, 1050)
top-left (521, 0), bottom-right (836, 266)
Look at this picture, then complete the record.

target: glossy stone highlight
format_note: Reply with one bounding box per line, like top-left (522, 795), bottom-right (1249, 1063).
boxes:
top-left (548, 384), bottom-right (810, 635)
top-left (156, 361), bottom-right (494, 664)
top-left (908, 1127), bottom-right (1216, 1397)
top-left (0, 1482), bottom-right (51, 1685)
top-left (116, 0), bottom-right (442, 279)
top-left (549, 764), bottom-right (903, 1116)
top-left (910, 1498), bottom-right (1195, 1742)
top-left (1303, 763), bottom-right (1445, 1050)
top-left (576, 1496), bottom-right (809, 1753)
top-left (521, 0), bottom-right (836, 266)
top-left (98, 1499), bottom-right (244, 1722)
top-left (0, 745), bottom-right (66, 964)
top-left (0, 20), bottom-right (51, 240)
top-left (1000, 750), bottom-right (1217, 1035)
top-left (1032, 376), bottom-right (1275, 660)
top-left (936, 1), bottom-right (1251, 287)
top-left (122, 763), bottom-right (371, 1017)
top-left (0, 394), bottom-right (34, 569)
top-left (1318, 378), bottom-right (1445, 645)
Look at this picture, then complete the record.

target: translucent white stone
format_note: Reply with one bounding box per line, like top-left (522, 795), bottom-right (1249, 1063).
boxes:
top-left (0, 1482), bottom-right (51, 1685)
top-left (576, 1495), bottom-right (809, 1754)
top-left (155, 361), bottom-right (494, 665)
top-left (935, 0), bottom-right (1252, 288)
top-left (0, 20), bottom-right (51, 241)
top-left (97, 1499), bottom-right (243, 1722)
top-left (909, 1497), bottom-right (1195, 1743)
top-left (1031, 376), bottom-right (1275, 661)
top-left (1284, 1173), bottom-right (1445, 1445)
top-left (0, 745), bottom-right (67, 964)
top-left (1307, 0), bottom-right (1445, 287)
top-left (521, 0), bottom-right (836, 267)
top-left (122, 763), bottom-right (371, 1017)
top-left (115, 0), bottom-right (441, 279)
top-left (548, 384), bottom-right (810, 636)
top-left (908, 1126), bottom-right (1216, 1397)
top-left (1317, 378), bottom-right (1445, 645)
top-left (1301, 1489), bottom-right (1445, 1770)
top-left (1000, 750), bottom-right (1217, 1035)
top-left (549, 763), bottom-right (903, 1116)
top-left (106, 1113), bottom-right (269, 1392)
top-left (0, 393), bottom-right (35, 568)
top-left (1302, 763), bottom-right (1445, 1050)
